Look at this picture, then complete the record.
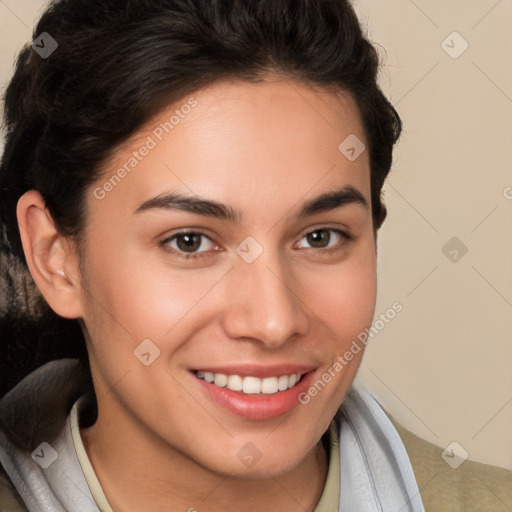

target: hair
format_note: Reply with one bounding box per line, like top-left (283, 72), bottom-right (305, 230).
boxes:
top-left (0, 0), bottom-right (402, 395)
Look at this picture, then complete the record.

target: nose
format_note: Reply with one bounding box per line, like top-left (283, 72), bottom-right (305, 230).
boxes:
top-left (220, 250), bottom-right (309, 349)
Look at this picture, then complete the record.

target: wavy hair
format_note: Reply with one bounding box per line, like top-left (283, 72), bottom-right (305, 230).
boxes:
top-left (0, 0), bottom-right (402, 394)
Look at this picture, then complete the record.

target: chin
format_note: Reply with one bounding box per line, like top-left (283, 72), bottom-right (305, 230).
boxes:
top-left (210, 455), bottom-right (304, 480)
top-left (216, 437), bottom-right (314, 479)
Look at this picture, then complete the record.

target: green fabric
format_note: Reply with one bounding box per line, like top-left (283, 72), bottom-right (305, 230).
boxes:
top-left (386, 411), bottom-right (512, 512)
top-left (310, 408), bottom-right (512, 512)
top-left (0, 463), bottom-right (26, 512)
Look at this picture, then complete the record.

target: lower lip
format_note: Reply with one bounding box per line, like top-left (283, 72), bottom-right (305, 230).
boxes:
top-left (192, 371), bottom-right (316, 421)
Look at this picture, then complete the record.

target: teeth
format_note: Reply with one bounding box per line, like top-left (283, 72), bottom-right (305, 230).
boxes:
top-left (195, 371), bottom-right (302, 394)
top-left (260, 376), bottom-right (278, 394)
top-left (243, 376), bottom-right (260, 394)
top-left (227, 374), bottom-right (243, 391)
top-left (278, 375), bottom-right (289, 391)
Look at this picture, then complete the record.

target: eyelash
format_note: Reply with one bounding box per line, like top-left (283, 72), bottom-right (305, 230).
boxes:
top-left (160, 227), bottom-right (353, 261)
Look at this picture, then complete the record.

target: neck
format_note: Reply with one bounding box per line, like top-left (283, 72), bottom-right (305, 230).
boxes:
top-left (80, 407), bottom-right (329, 512)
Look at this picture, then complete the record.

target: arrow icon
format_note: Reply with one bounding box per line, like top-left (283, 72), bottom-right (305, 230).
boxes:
top-left (134, 339), bottom-right (161, 366)
top-left (338, 134), bottom-right (365, 161)
top-left (442, 237), bottom-right (468, 263)
top-left (31, 33), bottom-right (58, 59)
top-left (32, 442), bottom-right (58, 468)
top-left (441, 32), bottom-right (468, 59)
top-left (236, 236), bottom-right (263, 263)
top-left (237, 441), bottom-right (262, 467)
top-left (441, 441), bottom-right (468, 468)
top-left (445, 449), bottom-right (455, 458)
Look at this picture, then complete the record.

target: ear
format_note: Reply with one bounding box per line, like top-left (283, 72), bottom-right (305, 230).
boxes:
top-left (16, 190), bottom-right (83, 319)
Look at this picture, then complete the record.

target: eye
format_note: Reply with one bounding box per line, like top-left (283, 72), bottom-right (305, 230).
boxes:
top-left (160, 231), bottom-right (218, 259)
top-left (295, 228), bottom-right (351, 253)
top-left (160, 227), bottom-right (352, 261)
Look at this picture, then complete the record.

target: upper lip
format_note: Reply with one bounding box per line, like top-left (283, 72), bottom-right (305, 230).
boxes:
top-left (191, 364), bottom-right (317, 379)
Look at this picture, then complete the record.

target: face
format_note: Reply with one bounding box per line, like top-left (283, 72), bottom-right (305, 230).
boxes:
top-left (78, 78), bottom-right (377, 477)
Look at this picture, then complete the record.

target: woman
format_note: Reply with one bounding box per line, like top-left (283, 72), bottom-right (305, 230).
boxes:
top-left (0, 1), bottom-right (510, 511)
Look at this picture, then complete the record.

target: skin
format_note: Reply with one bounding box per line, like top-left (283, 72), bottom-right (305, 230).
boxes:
top-left (17, 77), bottom-right (378, 511)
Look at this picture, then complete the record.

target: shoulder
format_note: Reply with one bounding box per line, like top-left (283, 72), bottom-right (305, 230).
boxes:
top-left (0, 358), bottom-right (91, 451)
top-left (0, 358), bottom-right (92, 512)
top-left (385, 410), bottom-right (512, 512)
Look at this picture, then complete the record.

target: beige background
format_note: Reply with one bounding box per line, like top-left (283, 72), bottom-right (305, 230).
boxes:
top-left (1, 0), bottom-right (511, 471)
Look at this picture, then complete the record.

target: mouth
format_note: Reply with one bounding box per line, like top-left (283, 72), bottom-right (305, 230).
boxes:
top-left (190, 366), bottom-right (317, 420)
top-left (195, 370), bottom-right (304, 395)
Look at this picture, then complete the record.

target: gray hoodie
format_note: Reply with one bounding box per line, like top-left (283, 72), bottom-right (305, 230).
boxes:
top-left (0, 358), bottom-right (429, 512)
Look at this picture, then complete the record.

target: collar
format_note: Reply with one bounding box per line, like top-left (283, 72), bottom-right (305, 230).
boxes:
top-left (0, 359), bottom-right (423, 512)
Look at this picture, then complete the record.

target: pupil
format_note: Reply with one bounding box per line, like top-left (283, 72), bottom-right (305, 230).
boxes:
top-left (308, 230), bottom-right (329, 248)
top-left (178, 234), bottom-right (201, 252)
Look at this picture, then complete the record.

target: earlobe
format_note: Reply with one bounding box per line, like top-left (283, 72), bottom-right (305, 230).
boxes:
top-left (16, 190), bottom-right (83, 319)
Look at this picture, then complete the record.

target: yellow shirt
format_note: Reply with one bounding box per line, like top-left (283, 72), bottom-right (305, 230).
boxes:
top-left (312, 419), bottom-right (340, 512)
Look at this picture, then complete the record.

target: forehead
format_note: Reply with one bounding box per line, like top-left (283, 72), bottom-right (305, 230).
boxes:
top-left (89, 78), bottom-right (370, 223)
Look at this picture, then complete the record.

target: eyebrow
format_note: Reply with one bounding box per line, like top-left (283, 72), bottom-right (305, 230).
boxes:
top-left (133, 184), bottom-right (368, 222)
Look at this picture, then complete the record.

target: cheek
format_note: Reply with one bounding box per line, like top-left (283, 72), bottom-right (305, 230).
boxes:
top-left (80, 245), bottom-right (231, 349)
top-left (81, 232), bottom-right (376, 358)
top-left (305, 244), bottom-right (377, 341)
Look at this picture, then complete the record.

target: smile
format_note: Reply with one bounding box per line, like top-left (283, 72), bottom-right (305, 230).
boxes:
top-left (191, 367), bottom-right (317, 420)
top-left (195, 370), bottom-right (303, 394)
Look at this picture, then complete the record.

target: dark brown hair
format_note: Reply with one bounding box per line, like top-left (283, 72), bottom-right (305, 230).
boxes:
top-left (0, 0), bottom-right (401, 394)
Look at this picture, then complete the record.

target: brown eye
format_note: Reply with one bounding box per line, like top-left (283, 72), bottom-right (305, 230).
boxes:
top-left (175, 233), bottom-right (203, 252)
top-left (305, 229), bottom-right (331, 248)
top-left (296, 228), bottom-right (349, 251)
top-left (161, 231), bottom-right (217, 259)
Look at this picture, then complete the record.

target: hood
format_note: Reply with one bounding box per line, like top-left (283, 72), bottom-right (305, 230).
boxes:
top-left (0, 359), bottom-right (93, 452)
